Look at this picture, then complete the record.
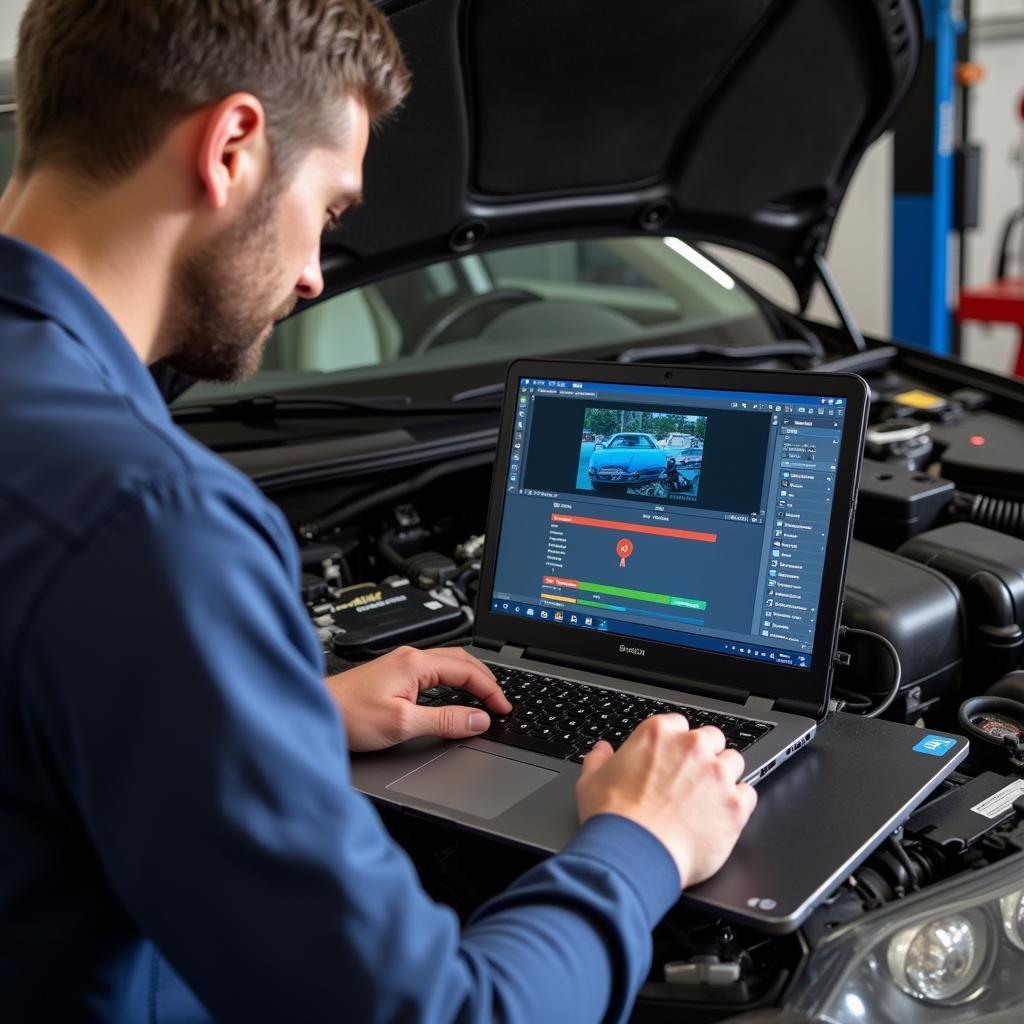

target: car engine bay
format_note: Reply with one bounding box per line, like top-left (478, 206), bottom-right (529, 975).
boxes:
top-left (217, 337), bottom-right (1024, 1022)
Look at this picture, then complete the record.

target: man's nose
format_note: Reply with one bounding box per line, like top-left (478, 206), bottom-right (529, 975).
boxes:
top-left (295, 242), bottom-right (324, 300)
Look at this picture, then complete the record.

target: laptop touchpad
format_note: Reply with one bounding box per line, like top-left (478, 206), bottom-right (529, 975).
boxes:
top-left (387, 746), bottom-right (557, 820)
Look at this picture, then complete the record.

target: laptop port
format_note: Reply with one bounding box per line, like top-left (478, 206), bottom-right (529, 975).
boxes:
top-left (759, 759), bottom-right (777, 778)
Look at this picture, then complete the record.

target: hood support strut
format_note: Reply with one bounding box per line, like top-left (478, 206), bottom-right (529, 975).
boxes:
top-left (814, 253), bottom-right (867, 354)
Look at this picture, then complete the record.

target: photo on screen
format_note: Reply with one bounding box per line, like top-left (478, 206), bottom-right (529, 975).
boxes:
top-left (577, 408), bottom-right (707, 501)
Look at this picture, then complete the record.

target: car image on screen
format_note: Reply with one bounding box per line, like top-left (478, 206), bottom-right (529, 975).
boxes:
top-left (587, 432), bottom-right (667, 489)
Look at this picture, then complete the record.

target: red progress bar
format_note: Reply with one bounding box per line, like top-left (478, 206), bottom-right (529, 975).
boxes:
top-left (543, 576), bottom-right (580, 587)
top-left (551, 513), bottom-right (717, 543)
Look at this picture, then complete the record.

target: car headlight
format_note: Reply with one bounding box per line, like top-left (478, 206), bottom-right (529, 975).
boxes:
top-left (785, 852), bottom-right (1024, 1022)
top-left (1000, 890), bottom-right (1024, 952)
top-left (886, 912), bottom-right (988, 1004)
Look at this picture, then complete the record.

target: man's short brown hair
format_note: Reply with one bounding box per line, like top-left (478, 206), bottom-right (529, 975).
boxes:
top-left (14, 0), bottom-right (410, 187)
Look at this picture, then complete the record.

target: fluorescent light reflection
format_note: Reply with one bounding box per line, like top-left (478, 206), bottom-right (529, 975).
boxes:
top-left (843, 993), bottom-right (867, 1019)
top-left (663, 236), bottom-right (735, 290)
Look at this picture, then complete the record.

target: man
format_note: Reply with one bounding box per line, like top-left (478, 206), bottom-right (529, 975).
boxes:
top-left (0, 2), bottom-right (756, 1021)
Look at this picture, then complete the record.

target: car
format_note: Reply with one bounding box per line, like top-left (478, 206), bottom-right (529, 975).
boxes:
top-left (661, 431), bottom-right (703, 450)
top-left (9, 2), bottom-right (1024, 1020)
top-left (674, 447), bottom-right (703, 468)
top-left (588, 432), bottom-right (667, 488)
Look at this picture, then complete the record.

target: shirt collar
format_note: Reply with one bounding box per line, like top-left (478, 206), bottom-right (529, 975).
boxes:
top-left (0, 232), bottom-right (168, 413)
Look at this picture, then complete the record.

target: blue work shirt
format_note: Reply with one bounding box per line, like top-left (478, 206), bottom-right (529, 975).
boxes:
top-left (0, 233), bottom-right (679, 1023)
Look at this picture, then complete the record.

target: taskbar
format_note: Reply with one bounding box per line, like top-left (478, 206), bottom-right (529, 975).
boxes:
top-left (489, 598), bottom-right (811, 669)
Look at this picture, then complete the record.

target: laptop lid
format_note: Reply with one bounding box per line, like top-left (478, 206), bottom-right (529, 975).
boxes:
top-left (474, 360), bottom-right (869, 720)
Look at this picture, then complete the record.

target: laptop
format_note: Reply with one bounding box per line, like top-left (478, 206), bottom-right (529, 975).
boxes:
top-left (351, 359), bottom-right (870, 854)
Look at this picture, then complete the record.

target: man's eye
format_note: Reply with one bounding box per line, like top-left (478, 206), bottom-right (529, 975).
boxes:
top-left (324, 210), bottom-right (344, 232)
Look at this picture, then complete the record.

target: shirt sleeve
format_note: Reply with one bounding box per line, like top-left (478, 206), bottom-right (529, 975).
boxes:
top-left (20, 468), bottom-right (680, 1024)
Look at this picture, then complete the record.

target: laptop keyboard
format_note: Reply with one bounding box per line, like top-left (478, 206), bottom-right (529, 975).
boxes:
top-left (417, 663), bottom-right (775, 764)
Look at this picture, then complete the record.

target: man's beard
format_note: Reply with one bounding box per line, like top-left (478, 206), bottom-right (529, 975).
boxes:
top-left (160, 183), bottom-right (298, 383)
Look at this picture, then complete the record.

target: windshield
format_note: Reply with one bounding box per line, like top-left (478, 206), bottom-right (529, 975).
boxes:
top-left (178, 235), bottom-right (767, 405)
top-left (609, 434), bottom-right (654, 449)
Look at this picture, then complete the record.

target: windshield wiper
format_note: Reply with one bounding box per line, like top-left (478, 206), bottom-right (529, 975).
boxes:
top-left (172, 393), bottom-right (501, 424)
top-left (451, 382), bottom-right (505, 402)
top-left (616, 339), bottom-right (822, 364)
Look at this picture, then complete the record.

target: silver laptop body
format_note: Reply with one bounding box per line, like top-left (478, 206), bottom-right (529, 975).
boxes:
top-left (351, 360), bottom-right (870, 854)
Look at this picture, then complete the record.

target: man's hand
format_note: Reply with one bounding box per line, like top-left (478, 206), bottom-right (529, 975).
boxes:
top-left (326, 646), bottom-right (512, 752)
top-left (576, 714), bottom-right (756, 889)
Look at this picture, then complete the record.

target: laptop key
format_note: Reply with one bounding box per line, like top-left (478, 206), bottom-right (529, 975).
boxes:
top-left (733, 729), bottom-right (761, 744)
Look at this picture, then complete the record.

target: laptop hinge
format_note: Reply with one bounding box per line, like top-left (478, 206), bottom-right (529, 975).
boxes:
top-left (472, 636), bottom-right (503, 653)
top-left (771, 694), bottom-right (828, 719)
top-left (478, 641), bottom-right (826, 718)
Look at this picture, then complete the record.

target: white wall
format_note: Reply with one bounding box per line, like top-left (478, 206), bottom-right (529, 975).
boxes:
top-left (0, 0), bottom-right (27, 62)
top-left (708, 135), bottom-right (894, 341)
top-left (960, 10), bottom-right (1024, 374)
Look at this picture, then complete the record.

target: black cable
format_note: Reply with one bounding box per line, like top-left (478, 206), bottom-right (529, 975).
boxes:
top-left (995, 208), bottom-right (1024, 280)
top-left (838, 625), bottom-right (902, 719)
top-left (832, 688), bottom-right (873, 711)
top-left (886, 835), bottom-right (921, 893)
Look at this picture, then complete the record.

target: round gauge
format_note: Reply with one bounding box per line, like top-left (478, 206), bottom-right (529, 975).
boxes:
top-left (970, 713), bottom-right (1024, 743)
top-left (959, 696), bottom-right (1024, 766)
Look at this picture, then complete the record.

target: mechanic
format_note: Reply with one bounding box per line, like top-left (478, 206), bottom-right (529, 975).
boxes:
top-left (0, 2), bottom-right (755, 1021)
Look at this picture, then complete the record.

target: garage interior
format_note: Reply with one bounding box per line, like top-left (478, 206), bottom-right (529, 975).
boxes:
top-left (3, 2), bottom-right (1024, 1023)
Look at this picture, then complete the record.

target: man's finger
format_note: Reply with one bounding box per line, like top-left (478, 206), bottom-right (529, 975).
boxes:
top-left (407, 703), bottom-right (491, 740)
top-left (428, 646), bottom-right (498, 683)
top-left (418, 649), bottom-right (511, 714)
top-left (716, 747), bottom-right (746, 782)
top-left (579, 739), bottom-right (615, 777)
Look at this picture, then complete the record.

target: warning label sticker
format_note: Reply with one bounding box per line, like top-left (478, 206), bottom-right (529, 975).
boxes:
top-left (972, 779), bottom-right (1024, 820)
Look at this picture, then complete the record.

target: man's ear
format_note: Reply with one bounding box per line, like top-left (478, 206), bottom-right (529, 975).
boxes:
top-left (195, 93), bottom-right (268, 211)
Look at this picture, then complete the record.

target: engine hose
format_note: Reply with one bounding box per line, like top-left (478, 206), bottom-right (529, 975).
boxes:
top-left (955, 492), bottom-right (1024, 540)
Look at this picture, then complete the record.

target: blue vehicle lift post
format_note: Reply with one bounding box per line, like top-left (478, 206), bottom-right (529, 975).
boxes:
top-left (891, 0), bottom-right (963, 355)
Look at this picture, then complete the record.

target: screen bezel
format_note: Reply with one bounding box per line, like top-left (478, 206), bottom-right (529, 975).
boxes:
top-left (474, 359), bottom-right (869, 719)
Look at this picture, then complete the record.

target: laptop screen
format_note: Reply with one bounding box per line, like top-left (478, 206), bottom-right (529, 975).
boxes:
top-left (487, 375), bottom-right (851, 670)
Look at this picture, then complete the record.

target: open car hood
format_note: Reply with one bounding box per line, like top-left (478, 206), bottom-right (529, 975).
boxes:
top-left (324, 0), bottom-right (919, 307)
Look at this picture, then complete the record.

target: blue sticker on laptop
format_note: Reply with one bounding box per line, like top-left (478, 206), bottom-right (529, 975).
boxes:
top-left (913, 735), bottom-right (956, 757)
